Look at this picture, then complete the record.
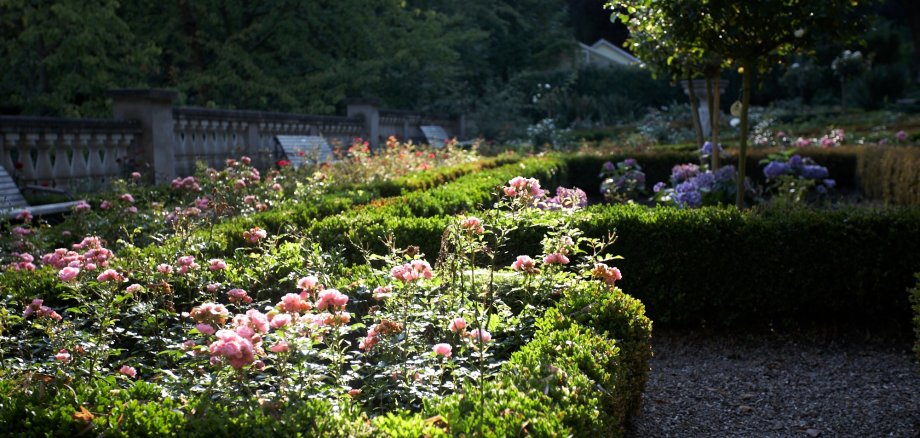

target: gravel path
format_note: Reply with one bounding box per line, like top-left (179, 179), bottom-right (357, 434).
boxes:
top-left (627, 328), bottom-right (920, 437)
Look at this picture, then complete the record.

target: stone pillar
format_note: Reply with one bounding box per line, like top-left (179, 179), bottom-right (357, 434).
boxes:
top-left (682, 80), bottom-right (727, 138)
top-left (346, 98), bottom-right (381, 150)
top-left (109, 89), bottom-right (178, 184)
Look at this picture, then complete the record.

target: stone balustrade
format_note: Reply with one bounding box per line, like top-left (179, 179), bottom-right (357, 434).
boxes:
top-left (0, 116), bottom-right (142, 190)
top-left (0, 90), bottom-right (466, 189)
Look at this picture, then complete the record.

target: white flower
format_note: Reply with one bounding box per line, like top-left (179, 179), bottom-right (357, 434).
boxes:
top-left (794, 28), bottom-right (805, 38)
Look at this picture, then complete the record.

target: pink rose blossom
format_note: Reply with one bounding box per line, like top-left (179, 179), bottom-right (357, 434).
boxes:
top-left (96, 269), bottom-right (125, 282)
top-left (896, 130), bottom-right (908, 141)
top-left (591, 263), bottom-right (623, 287)
top-left (55, 349), bottom-right (71, 363)
top-left (119, 193), bottom-right (135, 203)
top-left (278, 293), bottom-right (311, 313)
top-left (206, 283), bottom-right (220, 293)
top-left (209, 329), bottom-right (256, 369)
top-left (189, 303), bottom-right (230, 326)
top-left (543, 253), bottom-right (570, 265)
top-left (196, 323), bottom-right (216, 335)
top-left (316, 289), bottom-right (349, 311)
top-left (433, 343), bottom-right (452, 358)
top-left (460, 216), bottom-right (484, 235)
top-left (124, 206), bottom-right (138, 214)
top-left (99, 200), bottom-right (112, 210)
top-left (297, 276), bottom-right (319, 292)
top-left (58, 266), bottom-right (80, 282)
top-left (243, 227), bottom-right (267, 243)
top-left (227, 288), bottom-right (252, 304)
top-left (126, 284), bottom-right (143, 294)
top-left (119, 365), bottom-right (137, 378)
top-left (511, 255), bottom-right (539, 274)
top-left (74, 201), bottom-right (91, 212)
top-left (208, 259), bottom-right (227, 271)
top-left (448, 317), bottom-right (467, 333)
top-left (270, 313), bottom-right (292, 329)
top-left (233, 309), bottom-right (270, 334)
top-left (372, 285), bottom-right (393, 300)
top-left (15, 210), bottom-right (32, 222)
top-left (157, 264), bottom-right (173, 274)
top-left (270, 341), bottom-right (289, 353)
top-left (131, 172), bottom-right (142, 179)
top-left (468, 328), bottom-right (492, 343)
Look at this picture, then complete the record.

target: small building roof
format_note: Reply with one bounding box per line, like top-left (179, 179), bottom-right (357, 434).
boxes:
top-left (578, 39), bottom-right (641, 67)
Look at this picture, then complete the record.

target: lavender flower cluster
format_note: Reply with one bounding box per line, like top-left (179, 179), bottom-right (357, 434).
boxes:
top-left (600, 158), bottom-right (647, 202)
top-left (763, 154), bottom-right (835, 193)
top-left (654, 164), bottom-right (741, 208)
top-left (538, 186), bottom-right (588, 211)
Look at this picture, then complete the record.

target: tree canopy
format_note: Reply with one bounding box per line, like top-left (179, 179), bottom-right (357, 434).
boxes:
top-left (0, 0), bottom-right (574, 117)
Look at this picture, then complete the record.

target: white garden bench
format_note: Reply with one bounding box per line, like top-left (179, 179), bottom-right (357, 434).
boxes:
top-left (420, 125), bottom-right (473, 148)
top-left (1, 164), bottom-right (81, 219)
top-left (274, 135), bottom-right (335, 169)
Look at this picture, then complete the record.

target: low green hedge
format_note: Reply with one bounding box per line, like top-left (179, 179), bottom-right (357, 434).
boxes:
top-left (0, 281), bottom-right (651, 437)
top-left (309, 203), bottom-right (920, 326)
top-left (576, 204), bottom-right (920, 325)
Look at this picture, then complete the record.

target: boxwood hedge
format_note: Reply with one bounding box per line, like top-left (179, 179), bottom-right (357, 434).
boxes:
top-left (309, 202), bottom-right (920, 326)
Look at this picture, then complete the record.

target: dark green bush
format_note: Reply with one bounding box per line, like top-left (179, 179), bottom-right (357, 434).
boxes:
top-left (574, 203), bottom-right (920, 325)
top-left (312, 201), bottom-right (920, 326)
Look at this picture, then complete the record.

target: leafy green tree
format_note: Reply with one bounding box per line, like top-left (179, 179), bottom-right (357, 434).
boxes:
top-left (612, 0), bottom-right (869, 207)
top-left (0, 0), bottom-right (157, 116)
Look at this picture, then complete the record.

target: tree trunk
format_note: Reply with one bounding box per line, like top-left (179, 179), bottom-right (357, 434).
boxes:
top-left (736, 60), bottom-right (752, 209)
top-left (687, 75), bottom-right (705, 149)
top-left (707, 74), bottom-right (721, 171)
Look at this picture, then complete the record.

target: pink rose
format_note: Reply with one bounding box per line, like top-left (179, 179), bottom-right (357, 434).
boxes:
top-left (448, 317), bottom-right (467, 333)
top-left (432, 343), bottom-right (452, 358)
top-left (58, 266), bottom-right (80, 282)
top-left (119, 365), bottom-right (137, 378)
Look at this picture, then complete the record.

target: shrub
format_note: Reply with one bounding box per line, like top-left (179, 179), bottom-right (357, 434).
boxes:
top-left (575, 203), bottom-right (920, 325)
top-left (319, 200), bottom-right (920, 326)
top-left (857, 146), bottom-right (920, 205)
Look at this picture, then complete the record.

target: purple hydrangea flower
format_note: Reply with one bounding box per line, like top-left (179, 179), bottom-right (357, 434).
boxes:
top-left (602, 161), bottom-right (616, 172)
top-left (671, 164), bottom-right (700, 184)
top-left (764, 161), bottom-right (791, 179)
top-left (624, 158), bottom-right (637, 167)
top-left (653, 182), bottom-right (666, 193)
top-left (715, 165), bottom-right (736, 183)
top-left (800, 165), bottom-right (829, 180)
top-left (788, 155), bottom-right (803, 168)
top-left (693, 173), bottom-right (716, 191)
top-left (823, 179), bottom-right (836, 189)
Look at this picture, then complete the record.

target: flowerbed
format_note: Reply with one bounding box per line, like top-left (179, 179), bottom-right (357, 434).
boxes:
top-left (0, 174), bottom-right (651, 436)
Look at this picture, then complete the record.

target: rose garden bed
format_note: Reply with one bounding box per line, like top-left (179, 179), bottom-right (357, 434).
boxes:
top-left (2, 140), bottom-right (919, 436)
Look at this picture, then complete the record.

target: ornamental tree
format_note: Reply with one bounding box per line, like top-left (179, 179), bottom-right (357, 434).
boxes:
top-left (611, 0), bottom-right (869, 207)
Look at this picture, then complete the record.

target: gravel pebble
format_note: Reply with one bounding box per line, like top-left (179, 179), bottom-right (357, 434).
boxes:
top-left (627, 328), bottom-right (920, 437)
